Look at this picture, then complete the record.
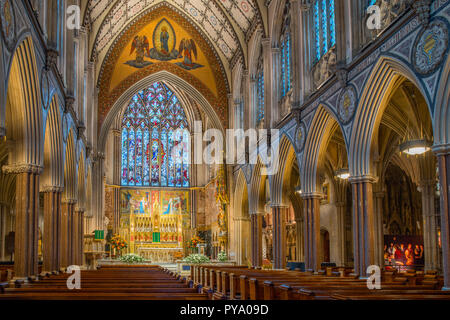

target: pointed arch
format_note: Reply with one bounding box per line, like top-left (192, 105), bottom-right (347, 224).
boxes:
top-left (434, 55), bottom-right (450, 148)
top-left (349, 56), bottom-right (431, 177)
top-left (41, 95), bottom-right (64, 190)
top-left (270, 134), bottom-right (298, 206)
top-left (63, 130), bottom-right (77, 201)
top-left (4, 36), bottom-right (43, 167)
top-left (99, 71), bottom-right (224, 154)
top-left (249, 156), bottom-right (269, 214)
top-left (302, 105), bottom-right (347, 194)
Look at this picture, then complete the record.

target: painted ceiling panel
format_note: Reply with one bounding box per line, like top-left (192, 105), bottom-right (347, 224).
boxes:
top-left (89, 0), bottom-right (259, 62)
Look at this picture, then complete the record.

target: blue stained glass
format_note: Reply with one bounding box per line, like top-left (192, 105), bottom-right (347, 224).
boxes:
top-left (128, 129), bottom-right (135, 186)
top-left (329, 0), bottom-right (336, 47)
top-left (121, 129), bottom-right (128, 185)
top-left (135, 129), bottom-right (143, 186)
top-left (143, 128), bottom-right (150, 185)
top-left (121, 82), bottom-right (189, 187)
top-left (287, 34), bottom-right (291, 92)
top-left (314, 1), bottom-right (320, 60)
top-left (321, 0), bottom-right (328, 55)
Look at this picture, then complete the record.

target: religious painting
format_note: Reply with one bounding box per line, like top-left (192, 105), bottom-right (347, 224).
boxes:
top-left (384, 235), bottom-right (424, 271)
top-left (321, 183), bottom-right (329, 204)
top-left (124, 18), bottom-right (203, 71)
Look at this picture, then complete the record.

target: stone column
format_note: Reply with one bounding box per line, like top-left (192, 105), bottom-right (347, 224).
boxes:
top-left (295, 218), bottom-right (304, 262)
top-left (74, 207), bottom-right (85, 266)
top-left (433, 145), bottom-right (450, 289)
top-left (419, 180), bottom-right (439, 271)
top-left (336, 202), bottom-right (346, 266)
top-left (350, 176), bottom-right (376, 277)
top-left (374, 192), bottom-right (386, 268)
top-left (112, 129), bottom-right (121, 233)
top-left (262, 37), bottom-right (273, 128)
top-left (272, 206), bottom-right (288, 269)
top-left (41, 187), bottom-right (62, 274)
top-left (302, 195), bottom-right (321, 271)
top-left (250, 213), bottom-right (263, 267)
top-left (2, 164), bottom-right (42, 281)
top-left (60, 199), bottom-right (76, 269)
top-left (0, 204), bottom-right (6, 261)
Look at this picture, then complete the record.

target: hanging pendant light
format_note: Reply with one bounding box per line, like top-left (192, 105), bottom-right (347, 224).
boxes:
top-left (335, 168), bottom-right (350, 180)
top-left (399, 139), bottom-right (431, 156)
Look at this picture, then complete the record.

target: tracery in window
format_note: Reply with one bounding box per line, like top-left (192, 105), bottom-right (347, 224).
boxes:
top-left (121, 82), bottom-right (190, 188)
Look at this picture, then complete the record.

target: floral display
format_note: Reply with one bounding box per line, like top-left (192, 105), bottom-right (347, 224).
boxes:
top-left (182, 254), bottom-right (210, 264)
top-left (110, 234), bottom-right (128, 252)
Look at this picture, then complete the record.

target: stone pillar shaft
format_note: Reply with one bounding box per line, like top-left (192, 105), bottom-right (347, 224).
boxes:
top-left (42, 190), bottom-right (62, 273)
top-left (0, 205), bottom-right (6, 261)
top-left (374, 192), bottom-right (385, 268)
top-left (336, 203), bottom-right (346, 266)
top-left (250, 213), bottom-right (263, 267)
top-left (420, 181), bottom-right (439, 271)
top-left (13, 170), bottom-right (40, 279)
top-left (295, 218), bottom-right (304, 262)
top-left (437, 153), bottom-right (450, 289)
top-left (60, 200), bottom-right (76, 269)
top-left (303, 196), bottom-right (321, 271)
top-left (272, 206), bottom-right (288, 269)
top-left (351, 177), bottom-right (375, 277)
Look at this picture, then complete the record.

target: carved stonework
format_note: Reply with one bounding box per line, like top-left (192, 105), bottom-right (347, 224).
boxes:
top-left (62, 114), bottom-right (69, 142)
top-left (0, 0), bottom-right (15, 50)
top-left (41, 186), bottom-right (64, 193)
top-left (313, 48), bottom-right (336, 89)
top-left (337, 86), bottom-right (357, 125)
top-left (279, 90), bottom-right (293, 119)
top-left (40, 70), bottom-right (50, 110)
top-left (413, 19), bottom-right (449, 75)
top-left (296, 122), bottom-right (306, 152)
top-left (45, 49), bottom-right (59, 70)
top-left (64, 96), bottom-right (75, 114)
top-left (412, 0), bottom-right (432, 27)
top-left (2, 163), bottom-right (43, 175)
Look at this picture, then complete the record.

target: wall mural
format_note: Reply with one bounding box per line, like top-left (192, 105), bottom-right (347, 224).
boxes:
top-left (117, 17), bottom-right (207, 86)
top-left (126, 19), bottom-right (203, 71)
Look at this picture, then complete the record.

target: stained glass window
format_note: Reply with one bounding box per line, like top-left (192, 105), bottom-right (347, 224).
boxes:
top-left (280, 1), bottom-right (292, 99)
top-left (256, 53), bottom-right (265, 127)
top-left (313, 0), bottom-right (336, 61)
top-left (121, 82), bottom-right (190, 188)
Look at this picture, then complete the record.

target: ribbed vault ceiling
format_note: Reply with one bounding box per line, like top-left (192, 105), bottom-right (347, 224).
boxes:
top-left (87, 0), bottom-right (262, 63)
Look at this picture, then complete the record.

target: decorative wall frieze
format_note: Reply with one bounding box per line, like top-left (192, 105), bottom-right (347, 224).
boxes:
top-left (2, 163), bottom-right (43, 175)
top-left (40, 186), bottom-right (64, 193)
top-left (413, 0), bottom-right (432, 27)
top-left (45, 49), bottom-right (59, 71)
top-left (62, 198), bottom-right (77, 205)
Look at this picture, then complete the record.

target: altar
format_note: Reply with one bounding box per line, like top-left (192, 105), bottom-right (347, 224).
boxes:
top-left (119, 189), bottom-right (191, 262)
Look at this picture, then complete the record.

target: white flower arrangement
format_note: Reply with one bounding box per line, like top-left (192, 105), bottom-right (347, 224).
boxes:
top-left (217, 251), bottom-right (227, 262)
top-left (119, 253), bottom-right (146, 264)
top-left (182, 254), bottom-right (210, 264)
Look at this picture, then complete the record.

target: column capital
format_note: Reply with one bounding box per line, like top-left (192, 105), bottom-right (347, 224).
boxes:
top-left (40, 186), bottom-right (64, 193)
top-left (75, 207), bottom-right (86, 213)
top-left (348, 175), bottom-right (378, 184)
top-left (300, 192), bottom-right (322, 200)
top-left (270, 203), bottom-right (289, 209)
top-left (234, 217), bottom-right (250, 222)
top-left (432, 143), bottom-right (450, 156)
top-left (250, 211), bottom-right (265, 216)
top-left (2, 163), bottom-right (43, 175)
top-left (374, 191), bottom-right (386, 199)
top-left (62, 198), bottom-right (77, 205)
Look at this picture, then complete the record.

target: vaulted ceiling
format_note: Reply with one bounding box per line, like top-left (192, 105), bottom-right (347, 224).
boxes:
top-left (86, 0), bottom-right (265, 79)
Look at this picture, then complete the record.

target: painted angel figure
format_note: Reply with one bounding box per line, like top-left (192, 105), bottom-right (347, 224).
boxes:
top-left (130, 35), bottom-right (150, 64)
top-left (177, 39), bottom-right (198, 67)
